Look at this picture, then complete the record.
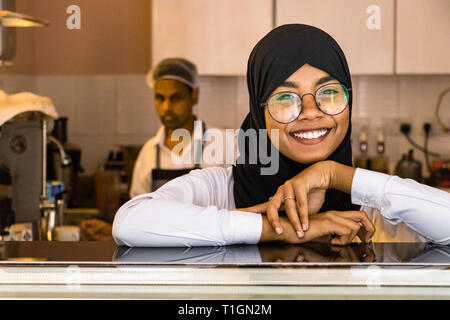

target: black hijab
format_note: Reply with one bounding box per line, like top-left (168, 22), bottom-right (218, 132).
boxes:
top-left (232, 24), bottom-right (358, 212)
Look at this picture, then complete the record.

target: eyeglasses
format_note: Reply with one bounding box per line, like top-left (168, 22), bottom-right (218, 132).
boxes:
top-left (261, 83), bottom-right (351, 124)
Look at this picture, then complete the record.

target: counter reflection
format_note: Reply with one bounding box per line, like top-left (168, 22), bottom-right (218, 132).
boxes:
top-left (113, 242), bottom-right (450, 265)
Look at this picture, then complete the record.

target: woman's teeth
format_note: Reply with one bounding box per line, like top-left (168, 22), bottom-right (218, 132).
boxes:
top-left (292, 129), bottom-right (328, 139)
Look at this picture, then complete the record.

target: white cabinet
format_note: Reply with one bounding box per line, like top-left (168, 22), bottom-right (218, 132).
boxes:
top-left (152, 0), bottom-right (272, 75)
top-left (396, 0), bottom-right (450, 74)
top-left (276, 0), bottom-right (395, 75)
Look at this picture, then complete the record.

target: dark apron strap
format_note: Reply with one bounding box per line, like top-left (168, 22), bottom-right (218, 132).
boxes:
top-left (151, 168), bottom-right (195, 192)
top-left (193, 121), bottom-right (207, 169)
top-left (151, 121), bottom-right (207, 192)
top-left (155, 120), bottom-right (207, 170)
top-left (155, 143), bottom-right (160, 170)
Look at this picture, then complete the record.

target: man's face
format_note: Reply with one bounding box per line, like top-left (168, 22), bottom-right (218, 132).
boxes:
top-left (154, 79), bottom-right (198, 130)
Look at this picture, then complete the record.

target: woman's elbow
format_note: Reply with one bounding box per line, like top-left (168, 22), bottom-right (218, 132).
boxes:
top-left (111, 197), bottom-right (148, 246)
top-left (112, 210), bottom-right (131, 246)
top-left (112, 196), bottom-right (169, 247)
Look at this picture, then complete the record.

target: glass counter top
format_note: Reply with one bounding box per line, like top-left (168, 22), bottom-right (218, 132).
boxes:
top-left (0, 241), bottom-right (448, 267)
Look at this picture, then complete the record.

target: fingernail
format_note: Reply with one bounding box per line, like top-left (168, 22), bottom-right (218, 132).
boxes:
top-left (275, 227), bottom-right (283, 235)
top-left (302, 224), bottom-right (307, 231)
top-left (296, 230), bottom-right (304, 238)
top-left (296, 255), bottom-right (304, 262)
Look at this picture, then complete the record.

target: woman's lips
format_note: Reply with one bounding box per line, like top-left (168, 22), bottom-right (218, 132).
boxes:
top-left (289, 128), bottom-right (331, 145)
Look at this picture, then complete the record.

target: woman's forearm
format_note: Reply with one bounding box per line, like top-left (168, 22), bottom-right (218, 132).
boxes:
top-left (259, 215), bottom-right (327, 244)
top-left (113, 196), bottom-right (262, 247)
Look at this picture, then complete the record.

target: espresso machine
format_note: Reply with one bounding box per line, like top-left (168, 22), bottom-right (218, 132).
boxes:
top-left (0, 111), bottom-right (51, 239)
top-left (0, 91), bottom-right (72, 241)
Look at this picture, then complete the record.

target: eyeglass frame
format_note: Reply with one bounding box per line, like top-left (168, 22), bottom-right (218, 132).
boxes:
top-left (260, 82), bottom-right (352, 124)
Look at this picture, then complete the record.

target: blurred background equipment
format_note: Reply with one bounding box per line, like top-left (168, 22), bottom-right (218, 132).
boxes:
top-left (395, 149), bottom-right (423, 183)
top-left (0, 90), bottom-right (58, 240)
top-left (435, 88), bottom-right (450, 133)
top-left (46, 117), bottom-right (84, 208)
top-left (354, 127), bottom-right (371, 170)
top-left (371, 129), bottom-right (389, 174)
top-left (0, 0), bottom-right (49, 65)
top-left (95, 150), bottom-right (134, 223)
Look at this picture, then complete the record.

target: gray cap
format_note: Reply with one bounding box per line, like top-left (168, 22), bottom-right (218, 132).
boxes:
top-left (146, 58), bottom-right (199, 89)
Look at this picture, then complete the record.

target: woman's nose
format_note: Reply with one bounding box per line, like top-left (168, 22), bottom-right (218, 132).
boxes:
top-left (298, 94), bottom-right (323, 120)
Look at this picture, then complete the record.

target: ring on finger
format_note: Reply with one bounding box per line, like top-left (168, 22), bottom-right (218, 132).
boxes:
top-left (283, 195), bottom-right (296, 202)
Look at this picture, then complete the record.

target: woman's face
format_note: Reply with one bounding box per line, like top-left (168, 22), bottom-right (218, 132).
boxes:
top-left (265, 64), bottom-right (350, 164)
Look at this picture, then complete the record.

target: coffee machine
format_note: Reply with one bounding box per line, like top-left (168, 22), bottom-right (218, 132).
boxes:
top-left (0, 111), bottom-right (48, 239)
top-left (47, 117), bottom-right (83, 208)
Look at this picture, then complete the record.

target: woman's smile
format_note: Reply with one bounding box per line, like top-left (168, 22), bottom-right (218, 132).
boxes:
top-left (288, 127), bottom-right (332, 145)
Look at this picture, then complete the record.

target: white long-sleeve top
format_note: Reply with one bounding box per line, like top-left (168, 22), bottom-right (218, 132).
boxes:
top-left (113, 167), bottom-right (450, 247)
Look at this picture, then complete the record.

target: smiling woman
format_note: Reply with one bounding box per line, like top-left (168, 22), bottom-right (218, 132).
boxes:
top-left (112, 24), bottom-right (450, 248)
top-left (264, 65), bottom-right (350, 164)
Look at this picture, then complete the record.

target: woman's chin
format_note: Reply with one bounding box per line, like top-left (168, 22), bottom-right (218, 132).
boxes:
top-left (282, 142), bottom-right (331, 164)
top-left (287, 153), bottom-right (329, 165)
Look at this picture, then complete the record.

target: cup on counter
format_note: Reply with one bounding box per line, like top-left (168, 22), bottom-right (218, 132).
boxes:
top-left (54, 225), bottom-right (80, 241)
top-left (8, 223), bottom-right (34, 241)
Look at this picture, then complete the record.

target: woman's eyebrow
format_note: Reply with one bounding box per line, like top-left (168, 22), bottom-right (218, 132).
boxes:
top-left (279, 76), bottom-right (337, 89)
top-left (316, 76), bottom-right (336, 86)
top-left (279, 81), bottom-right (298, 88)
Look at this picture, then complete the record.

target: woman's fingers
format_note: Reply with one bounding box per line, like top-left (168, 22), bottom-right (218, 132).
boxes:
top-left (325, 210), bottom-right (374, 245)
top-left (334, 210), bottom-right (375, 242)
top-left (267, 187), bottom-right (284, 235)
top-left (294, 183), bottom-right (309, 231)
top-left (322, 219), bottom-right (354, 246)
top-left (332, 214), bottom-right (361, 242)
top-left (283, 182), bottom-right (304, 238)
top-left (324, 212), bottom-right (361, 245)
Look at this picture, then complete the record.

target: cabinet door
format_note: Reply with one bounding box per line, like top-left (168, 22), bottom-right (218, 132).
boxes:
top-left (396, 0), bottom-right (450, 74)
top-left (276, 0), bottom-right (395, 75)
top-left (152, 0), bottom-right (272, 75)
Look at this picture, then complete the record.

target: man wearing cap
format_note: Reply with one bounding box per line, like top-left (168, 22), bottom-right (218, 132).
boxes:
top-left (130, 58), bottom-right (220, 197)
top-left (81, 58), bottom-right (236, 240)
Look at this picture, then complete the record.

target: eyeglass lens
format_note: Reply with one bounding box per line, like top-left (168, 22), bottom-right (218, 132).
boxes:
top-left (267, 84), bottom-right (349, 123)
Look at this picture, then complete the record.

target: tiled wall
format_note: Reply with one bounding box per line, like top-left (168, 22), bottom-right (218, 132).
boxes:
top-left (1, 74), bottom-right (449, 176)
top-left (352, 75), bottom-right (450, 176)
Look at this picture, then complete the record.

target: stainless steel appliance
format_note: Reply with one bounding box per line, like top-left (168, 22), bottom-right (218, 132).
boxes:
top-left (0, 113), bottom-right (70, 241)
top-left (0, 0), bottom-right (49, 64)
top-left (395, 149), bottom-right (423, 182)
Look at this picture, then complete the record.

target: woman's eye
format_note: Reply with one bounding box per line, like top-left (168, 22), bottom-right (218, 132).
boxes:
top-left (275, 93), bottom-right (294, 101)
top-left (321, 89), bottom-right (338, 95)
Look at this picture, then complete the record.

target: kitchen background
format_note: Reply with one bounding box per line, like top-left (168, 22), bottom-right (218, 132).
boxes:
top-left (1, 0), bottom-right (449, 211)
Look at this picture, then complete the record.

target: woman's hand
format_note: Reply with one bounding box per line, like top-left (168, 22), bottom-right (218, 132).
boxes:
top-left (260, 210), bottom-right (374, 246)
top-left (265, 160), bottom-right (356, 238)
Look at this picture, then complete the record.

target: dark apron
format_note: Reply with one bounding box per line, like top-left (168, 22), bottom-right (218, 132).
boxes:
top-left (151, 122), bottom-right (205, 192)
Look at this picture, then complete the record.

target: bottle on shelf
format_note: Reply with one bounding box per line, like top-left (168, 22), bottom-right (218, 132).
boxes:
top-left (354, 129), bottom-right (371, 169)
top-left (371, 130), bottom-right (389, 173)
